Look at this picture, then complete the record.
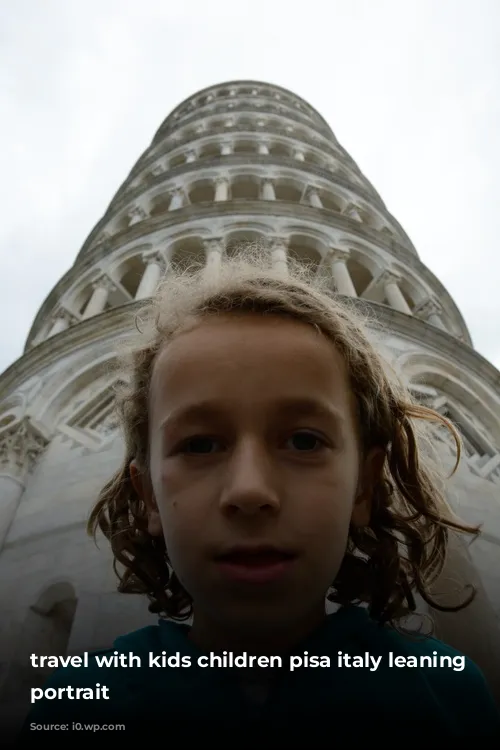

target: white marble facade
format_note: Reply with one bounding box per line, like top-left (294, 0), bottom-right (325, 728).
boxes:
top-left (0, 81), bottom-right (499, 725)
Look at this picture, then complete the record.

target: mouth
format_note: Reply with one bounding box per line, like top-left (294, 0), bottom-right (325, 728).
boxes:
top-left (213, 545), bottom-right (298, 584)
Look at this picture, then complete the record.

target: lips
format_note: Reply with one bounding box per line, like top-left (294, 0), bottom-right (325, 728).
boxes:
top-left (213, 546), bottom-right (298, 583)
top-left (215, 546), bottom-right (297, 566)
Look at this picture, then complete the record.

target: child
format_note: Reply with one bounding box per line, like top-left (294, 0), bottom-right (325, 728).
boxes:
top-left (22, 248), bottom-right (499, 744)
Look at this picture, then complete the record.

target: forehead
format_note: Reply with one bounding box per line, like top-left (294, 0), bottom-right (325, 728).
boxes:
top-left (150, 314), bottom-right (352, 415)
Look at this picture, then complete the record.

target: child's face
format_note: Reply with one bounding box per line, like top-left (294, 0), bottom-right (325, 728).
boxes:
top-left (133, 314), bottom-right (382, 634)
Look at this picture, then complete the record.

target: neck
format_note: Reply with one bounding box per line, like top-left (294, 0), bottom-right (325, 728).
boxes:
top-left (188, 604), bottom-right (326, 656)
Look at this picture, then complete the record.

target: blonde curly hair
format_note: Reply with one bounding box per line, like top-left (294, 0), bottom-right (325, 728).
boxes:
top-left (88, 245), bottom-right (478, 626)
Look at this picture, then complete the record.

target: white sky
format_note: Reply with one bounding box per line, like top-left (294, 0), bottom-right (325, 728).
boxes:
top-left (1, 0), bottom-right (499, 377)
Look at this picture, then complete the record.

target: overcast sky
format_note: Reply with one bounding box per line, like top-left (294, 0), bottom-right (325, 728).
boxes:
top-left (1, 0), bottom-right (499, 378)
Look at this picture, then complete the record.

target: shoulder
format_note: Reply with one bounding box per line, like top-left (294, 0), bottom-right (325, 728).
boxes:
top-left (335, 606), bottom-right (500, 736)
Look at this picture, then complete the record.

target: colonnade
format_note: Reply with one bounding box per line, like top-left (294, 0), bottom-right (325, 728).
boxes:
top-left (39, 238), bottom-right (447, 341)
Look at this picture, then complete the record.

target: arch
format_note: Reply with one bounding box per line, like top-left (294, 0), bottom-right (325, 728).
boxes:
top-left (36, 355), bottom-right (118, 430)
top-left (66, 379), bottom-right (121, 438)
top-left (225, 228), bottom-right (269, 258)
top-left (168, 152), bottom-right (186, 169)
top-left (287, 233), bottom-right (323, 274)
top-left (305, 150), bottom-right (326, 168)
top-left (282, 223), bottom-right (332, 249)
top-left (316, 188), bottom-right (345, 213)
top-left (188, 178), bottom-right (216, 204)
top-left (341, 240), bottom-right (384, 278)
top-left (169, 235), bottom-right (206, 274)
top-left (108, 242), bottom-right (154, 276)
top-left (222, 219), bottom-right (274, 238)
top-left (198, 141), bottom-right (221, 160)
top-left (150, 190), bottom-right (174, 218)
top-left (269, 141), bottom-right (291, 158)
top-left (231, 174), bottom-right (260, 200)
top-left (233, 139), bottom-right (257, 155)
top-left (115, 254), bottom-right (148, 299)
top-left (400, 353), bottom-right (500, 446)
top-left (346, 257), bottom-right (374, 297)
top-left (237, 115), bottom-right (256, 130)
top-left (391, 264), bottom-right (428, 310)
top-left (396, 277), bottom-right (420, 312)
top-left (274, 176), bottom-right (303, 203)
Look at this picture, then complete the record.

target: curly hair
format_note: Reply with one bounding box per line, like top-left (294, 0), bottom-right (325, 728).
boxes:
top-left (87, 245), bottom-right (479, 627)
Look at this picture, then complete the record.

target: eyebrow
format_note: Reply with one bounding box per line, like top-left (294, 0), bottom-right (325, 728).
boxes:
top-left (159, 397), bottom-right (345, 431)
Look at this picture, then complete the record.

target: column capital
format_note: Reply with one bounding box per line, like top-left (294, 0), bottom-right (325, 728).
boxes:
top-left (378, 269), bottom-right (402, 286)
top-left (343, 202), bottom-right (362, 220)
top-left (203, 237), bottom-right (225, 254)
top-left (413, 297), bottom-right (443, 319)
top-left (58, 306), bottom-right (80, 326)
top-left (327, 246), bottom-right (351, 264)
top-left (169, 186), bottom-right (184, 197)
top-left (92, 274), bottom-right (117, 293)
top-left (142, 250), bottom-right (167, 269)
top-left (0, 417), bottom-right (49, 480)
top-left (150, 163), bottom-right (165, 177)
top-left (268, 235), bottom-right (289, 251)
top-left (214, 175), bottom-right (230, 186)
top-left (127, 204), bottom-right (148, 222)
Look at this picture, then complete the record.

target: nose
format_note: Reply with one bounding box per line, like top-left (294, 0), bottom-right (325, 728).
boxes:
top-left (219, 438), bottom-right (280, 516)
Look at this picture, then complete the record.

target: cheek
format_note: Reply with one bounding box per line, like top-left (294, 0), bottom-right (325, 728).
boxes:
top-left (152, 462), bottom-right (209, 556)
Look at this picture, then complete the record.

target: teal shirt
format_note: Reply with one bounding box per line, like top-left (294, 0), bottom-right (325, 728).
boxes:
top-left (21, 606), bottom-right (500, 744)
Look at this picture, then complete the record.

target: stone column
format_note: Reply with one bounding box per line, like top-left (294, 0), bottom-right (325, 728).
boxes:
top-left (328, 248), bottom-right (357, 297)
top-left (168, 189), bottom-right (185, 211)
top-left (81, 276), bottom-right (116, 319)
top-left (269, 237), bottom-right (289, 277)
top-left (214, 176), bottom-right (230, 202)
top-left (185, 150), bottom-right (197, 163)
top-left (258, 143), bottom-right (270, 155)
top-left (379, 270), bottom-right (412, 315)
top-left (306, 187), bottom-right (323, 209)
top-left (47, 308), bottom-right (79, 339)
top-left (135, 251), bottom-right (167, 300)
top-left (429, 532), bottom-right (500, 704)
top-left (414, 298), bottom-right (448, 331)
top-left (204, 238), bottom-right (225, 281)
top-left (261, 179), bottom-right (276, 201)
top-left (220, 142), bottom-right (233, 155)
top-left (0, 417), bottom-right (49, 552)
top-left (293, 148), bottom-right (305, 161)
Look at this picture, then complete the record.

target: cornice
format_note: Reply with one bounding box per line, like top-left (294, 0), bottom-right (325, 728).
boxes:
top-left (3, 298), bottom-right (498, 404)
top-left (25, 202), bottom-right (471, 348)
top-left (155, 79), bottom-right (335, 139)
top-left (103, 156), bottom-right (405, 240)
top-left (78, 158), bottom-right (414, 265)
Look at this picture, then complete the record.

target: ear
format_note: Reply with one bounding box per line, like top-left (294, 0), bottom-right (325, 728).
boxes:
top-left (351, 447), bottom-right (386, 527)
top-left (129, 460), bottom-right (163, 537)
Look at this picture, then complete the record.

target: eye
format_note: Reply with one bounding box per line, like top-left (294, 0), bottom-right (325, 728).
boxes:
top-left (178, 436), bottom-right (222, 455)
top-left (285, 431), bottom-right (328, 452)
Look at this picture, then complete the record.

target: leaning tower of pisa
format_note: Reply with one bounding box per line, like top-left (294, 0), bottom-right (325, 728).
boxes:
top-left (1, 81), bottom-right (499, 722)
